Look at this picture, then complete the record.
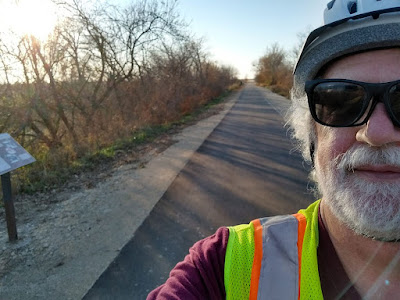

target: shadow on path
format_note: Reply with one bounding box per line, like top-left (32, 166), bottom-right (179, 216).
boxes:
top-left (84, 85), bottom-right (315, 299)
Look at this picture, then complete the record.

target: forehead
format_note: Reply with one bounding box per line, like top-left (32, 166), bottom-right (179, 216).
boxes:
top-left (321, 48), bottom-right (400, 83)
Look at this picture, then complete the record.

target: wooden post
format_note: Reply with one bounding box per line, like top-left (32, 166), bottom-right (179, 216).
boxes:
top-left (1, 172), bottom-right (17, 241)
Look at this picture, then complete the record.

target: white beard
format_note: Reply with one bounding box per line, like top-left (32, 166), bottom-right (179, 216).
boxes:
top-left (315, 144), bottom-right (400, 241)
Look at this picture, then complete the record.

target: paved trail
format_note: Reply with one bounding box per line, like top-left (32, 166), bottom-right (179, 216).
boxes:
top-left (84, 83), bottom-right (315, 299)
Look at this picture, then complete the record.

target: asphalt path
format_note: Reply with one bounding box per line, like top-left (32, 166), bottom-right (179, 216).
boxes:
top-left (84, 83), bottom-right (316, 299)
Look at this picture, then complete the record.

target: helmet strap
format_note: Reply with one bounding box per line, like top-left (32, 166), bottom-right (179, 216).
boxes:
top-left (310, 142), bottom-right (315, 167)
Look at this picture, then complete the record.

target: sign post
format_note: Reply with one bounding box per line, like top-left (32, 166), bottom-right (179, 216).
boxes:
top-left (1, 172), bottom-right (17, 241)
top-left (0, 133), bottom-right (35, 242)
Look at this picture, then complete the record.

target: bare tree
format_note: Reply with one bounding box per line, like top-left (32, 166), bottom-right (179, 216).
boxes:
top-left (48, 0), bottom-right (189, 141)
top-left (289, 27), bottom-right (313, 68)
top-left (0, 0), bottom-right (238, 194)
top-left (254, 43), bottom-right (293, 97)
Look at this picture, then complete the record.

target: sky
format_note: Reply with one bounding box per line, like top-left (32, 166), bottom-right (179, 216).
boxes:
top-left (178, 0), bottom-right (328, 78)
top-left (0, 0), bottom-right (329, 79)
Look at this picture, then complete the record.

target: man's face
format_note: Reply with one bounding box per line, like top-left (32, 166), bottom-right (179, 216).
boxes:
top-left (315, 48), bottom-right (400, 241)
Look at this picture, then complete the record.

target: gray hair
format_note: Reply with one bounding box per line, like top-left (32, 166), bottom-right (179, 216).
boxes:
top-left (285, 87), bottom-right (315, 163)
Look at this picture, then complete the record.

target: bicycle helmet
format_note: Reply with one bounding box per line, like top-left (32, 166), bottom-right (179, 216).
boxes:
top-left (289, 1), bottom-right (400, 164)
top-left (294, 0), bottom-right (400, 91)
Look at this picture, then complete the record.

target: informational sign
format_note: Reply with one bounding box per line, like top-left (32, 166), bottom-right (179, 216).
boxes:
top-left (0, 133), bottom-right (36, 176)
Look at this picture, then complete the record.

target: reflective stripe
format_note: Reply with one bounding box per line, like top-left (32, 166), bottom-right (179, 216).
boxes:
top-left (249, 219), bottom-right (263, 300)
top-left (257, 215), bottom-right (299, 300)
top-left (294, 213), bottom-right (307, 299)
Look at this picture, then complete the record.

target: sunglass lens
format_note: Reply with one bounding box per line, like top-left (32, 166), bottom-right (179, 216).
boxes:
top-left (389, 83), bottom-right (400, 125)
top-left (312, 82), bottom-right (366, 126)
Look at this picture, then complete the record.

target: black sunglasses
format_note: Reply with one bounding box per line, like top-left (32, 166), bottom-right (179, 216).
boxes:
top-left (305, 79), bottom-right (400, 127)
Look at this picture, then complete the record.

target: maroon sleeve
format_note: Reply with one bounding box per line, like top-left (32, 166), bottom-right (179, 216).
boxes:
top-left (147, 227), bottom-right (229, 300)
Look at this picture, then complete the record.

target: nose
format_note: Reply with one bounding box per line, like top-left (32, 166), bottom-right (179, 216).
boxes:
top-left (356, 103), bottom-right (400, 146)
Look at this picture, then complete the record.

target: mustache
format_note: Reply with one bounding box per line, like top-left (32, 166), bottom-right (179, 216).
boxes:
top-left (335, 144), bottom-right (400, 172)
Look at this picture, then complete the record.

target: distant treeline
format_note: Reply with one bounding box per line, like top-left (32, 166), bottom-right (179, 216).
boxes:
top-left (0, 0), bottom-right (238, 194)
top-left (254, 32), bottom-right (309, 98)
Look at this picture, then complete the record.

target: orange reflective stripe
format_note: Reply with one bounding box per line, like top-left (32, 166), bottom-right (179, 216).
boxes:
top-left (249, 219), bottom-right (263, 300)
top-left (294, 213), bottom-right (307, 300)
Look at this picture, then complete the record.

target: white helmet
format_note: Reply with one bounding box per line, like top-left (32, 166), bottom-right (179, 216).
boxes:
top-left (324, 0), bottom-right (400, 24)
top-left (293, 0), bottom-right (400, 92)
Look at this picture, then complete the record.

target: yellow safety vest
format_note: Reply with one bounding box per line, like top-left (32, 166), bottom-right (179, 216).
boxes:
top-left (224, 200), bottom-right (323, 300)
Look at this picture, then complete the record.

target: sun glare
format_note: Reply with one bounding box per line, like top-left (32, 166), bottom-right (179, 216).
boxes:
top-left (0, 0), bottom-right (58, 41)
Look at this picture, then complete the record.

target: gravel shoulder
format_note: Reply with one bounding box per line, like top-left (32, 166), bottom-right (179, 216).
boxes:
top-left (0, 90), bottom-right (240, 299)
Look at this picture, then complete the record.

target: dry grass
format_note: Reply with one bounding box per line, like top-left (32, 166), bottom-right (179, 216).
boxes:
top-left (10, 81), bottom-right (240, 195)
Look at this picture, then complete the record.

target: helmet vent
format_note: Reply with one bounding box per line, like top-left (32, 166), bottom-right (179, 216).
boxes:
top-left (348, 1), bottom-right (357, 14)
top-left (327, 0), bottom-right (336, 10)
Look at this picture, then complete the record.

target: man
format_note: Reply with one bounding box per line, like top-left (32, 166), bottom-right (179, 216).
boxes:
top-left (148, 1), bottom-right (400, 299)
